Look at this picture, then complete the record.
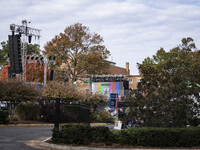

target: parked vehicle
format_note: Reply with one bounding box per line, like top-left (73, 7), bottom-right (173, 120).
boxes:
top-left (0, 101), bottom-right (7, 110)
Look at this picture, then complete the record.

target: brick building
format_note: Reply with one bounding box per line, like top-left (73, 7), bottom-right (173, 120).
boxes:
top-left (106, 62), bottom-right (130, 75)
top-left (126, 75), bottom-right (142, 90)
top-left (75, 61), bottom-right (142, 95)
top-left (107, 61), bottom-right (142, 90)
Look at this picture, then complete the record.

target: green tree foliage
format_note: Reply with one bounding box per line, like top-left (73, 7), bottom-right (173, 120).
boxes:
top-left (26, 43), bottom-right (41, 56)
top-left (0, 41), bottom-right (9, 69)
top-left (0, 41), bottom-right (41, 69)
top-left (128, 37), bottom-right (200, 127)
top-left (44, 23), bottom-right (110, 83)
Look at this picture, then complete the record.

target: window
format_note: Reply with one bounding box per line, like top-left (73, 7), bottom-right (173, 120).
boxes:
top-left (137, 78), bottom-right (141, 83)
top-left (128, 78), bottom-right (133, 84)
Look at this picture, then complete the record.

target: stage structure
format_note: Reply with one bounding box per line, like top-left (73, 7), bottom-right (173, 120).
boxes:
top-left (9, 20), bottom-right (41, 82)
top-left (90, 75), bottom-right (129, 99)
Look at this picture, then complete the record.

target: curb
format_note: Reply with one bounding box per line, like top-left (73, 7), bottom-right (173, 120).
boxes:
top-left (39, 137), bottom-right (198, 150)
top-left (91, 123), bottom-right (114, 126)
top-left (0, 123), bottom-right (54, 127)
top-left (39, 137), bottom-right (134, 150)
top-left (0, 123), bottom-right (113, 127)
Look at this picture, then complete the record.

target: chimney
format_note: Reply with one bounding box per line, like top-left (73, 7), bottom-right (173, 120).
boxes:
top-left (126, 62), bottom-right (130, 75)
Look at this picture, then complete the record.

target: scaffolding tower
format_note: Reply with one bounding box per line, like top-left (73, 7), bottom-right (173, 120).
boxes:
top-left (9, 20), bottom-right (41, 81)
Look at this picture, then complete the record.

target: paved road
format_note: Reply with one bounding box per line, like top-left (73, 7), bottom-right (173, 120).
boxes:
top-left (0, 126), bottom-right (53, 150)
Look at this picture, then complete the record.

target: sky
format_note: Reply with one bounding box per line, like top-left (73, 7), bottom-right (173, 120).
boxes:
top-left (0, 0), bottom-right (200, 75)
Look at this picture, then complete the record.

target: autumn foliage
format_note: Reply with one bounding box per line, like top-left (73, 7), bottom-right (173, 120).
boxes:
top-left (44, 23), bottom-right (110, 83)
top-left (0, 62), bottom-right (50, 82)
top-left (26, 62), bottom-right (50, 82)
top-left (0, 65), bottom-right (9, 80)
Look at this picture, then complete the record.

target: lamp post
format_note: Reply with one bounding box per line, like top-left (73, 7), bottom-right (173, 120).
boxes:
top-left (43, 56), bottom-right (56, 85)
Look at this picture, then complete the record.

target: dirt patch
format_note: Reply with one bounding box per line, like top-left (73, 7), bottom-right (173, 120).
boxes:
top-left (26, 137), bottom-right (56, 150)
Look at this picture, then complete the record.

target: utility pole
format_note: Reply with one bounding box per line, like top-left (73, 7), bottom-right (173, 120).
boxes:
top-left (9, 20), bottom-right (41, 81)
top-left (44, 55), bottom-right (47, 86)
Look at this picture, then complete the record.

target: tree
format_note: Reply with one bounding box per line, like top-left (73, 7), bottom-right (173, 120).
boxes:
top-left (41, 82), bottom-right (82, 101)
top-left (44, 23), bottom-right (110, 83)
top-left (26, 63), bottom-right (50, 82)
top-left (26, 43), bottom-right (41, 56)
top-left (84, 93), bottom-right (107, 113)
top-left (0, 41), bottom-right (9, 69)
top-left (0, 42), bottom-right (45, 81)
top-left (0, 62), bottom-right (50, 82)
top-left (0, 41), bottom-right (41, 69)
top-left (128, 37), bottom-right (200, 127)
top-left (0, 65), bottom-right (9, 80)
top-left (0, 80), bottom-right (39, 120)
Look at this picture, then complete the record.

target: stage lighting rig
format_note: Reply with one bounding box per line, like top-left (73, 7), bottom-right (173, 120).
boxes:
top-left (10, 20), bottom-right (41, 38)
top-left (9, 20), bottom-right (41, 82)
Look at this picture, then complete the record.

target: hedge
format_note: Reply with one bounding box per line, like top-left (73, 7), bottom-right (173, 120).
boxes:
top-left (118, 127), bottom-right (200, 147)
top-left (0, 110), bottom-right (10, 124)
top-left (52, 125), bottom-right (200, 147)
top-left (16, 102), bottom-right (40, 120)
top-left (52, 125), bottom-right (115, 145)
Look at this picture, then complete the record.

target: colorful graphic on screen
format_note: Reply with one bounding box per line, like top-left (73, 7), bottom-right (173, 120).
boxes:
top-left (92, 82), bottom-right (124, 97)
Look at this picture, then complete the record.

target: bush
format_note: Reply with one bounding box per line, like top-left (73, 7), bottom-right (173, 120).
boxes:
top-left (12, 115), bottom-right (19, 121)
top-left (38, 100), bottom-right (55, 122)
top-left (52, 125), bottom-right (92, 145)
top-left (118, 127), bottom-right (200, 147)
top-left (92, 126), bottom-right (115, 145)
top-left (99, 110), bottom-right (112, 122)
top-left (52, 125), bottom-right (200, 147)
top-left (0, 110), bottom-right (10, 124)
top-left (52, 125), bottom-right (116, 145)
top-left (90, 112), bottom-right (99, 121)
top-left (16, 102), bottom-right (39, 120)
top-left (52, 128), bottom-right (62, 143)
top-left (175, 128), bottom-right (200, 147)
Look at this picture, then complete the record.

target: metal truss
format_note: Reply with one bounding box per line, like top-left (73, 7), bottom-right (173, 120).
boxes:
top-left (9, 20), bottom-right (41, 81)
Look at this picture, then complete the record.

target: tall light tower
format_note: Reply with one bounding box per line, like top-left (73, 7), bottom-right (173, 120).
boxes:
top-left (9, 20), bottom-right (41, 81)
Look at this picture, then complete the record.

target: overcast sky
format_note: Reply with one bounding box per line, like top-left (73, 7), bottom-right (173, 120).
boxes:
top-left (1, 0), bottom-right (200, 74)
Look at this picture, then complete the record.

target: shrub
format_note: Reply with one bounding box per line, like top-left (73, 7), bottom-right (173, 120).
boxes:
top-left (61, 125), bottom-right (92, 145)
top-left (175, 128), bottom-right (200, 147)
top-left (52, 125), bottom-right (200, 147)
top-left (12, 115), bottom-right (19, 121)
top-left (52, 128), bottom-right (62, 143)
top-left (118, 129), bottom-right (137, 145)
top-left (0, 110), bottom-right (10, 124)
top-left (38, 100), bottom-right (55, 122)
top-left (90, 112), bottom-right (99, 121)
top-left (85, 93), bottom-right (107, 113)
top-left (99, 110), bottom-right (112, 121)
top-left (118, 127), bottom-right (200, 147)
top-left (16, 102), bottom-right (39, 120)
top-left (92, 126), bottom-right (115, 145)
top-left (52, 125), bottom-right (116, 145)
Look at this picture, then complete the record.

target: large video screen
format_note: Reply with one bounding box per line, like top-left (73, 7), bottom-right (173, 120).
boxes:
top-left (91, 82), bottom-right (124, 97)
